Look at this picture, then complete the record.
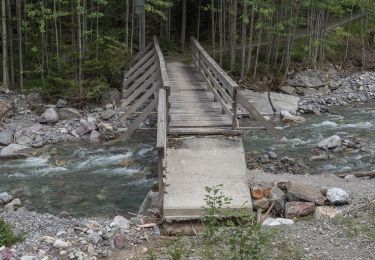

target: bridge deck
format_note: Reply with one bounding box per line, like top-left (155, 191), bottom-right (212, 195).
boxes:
top-left (163, 61), bottom-right (252, 221)
top-left (167, 62), bottom-right (233, 134)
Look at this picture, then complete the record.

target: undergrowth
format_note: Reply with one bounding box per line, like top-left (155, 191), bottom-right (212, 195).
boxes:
top-left (0, 218), bottom-right (23, 247)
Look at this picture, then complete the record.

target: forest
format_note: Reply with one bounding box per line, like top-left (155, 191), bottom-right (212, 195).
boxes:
top-left (1, 0), bottom-right (375, 103)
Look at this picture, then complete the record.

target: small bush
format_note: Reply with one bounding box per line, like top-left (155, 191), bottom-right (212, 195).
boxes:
top-left (0, 218), bottom-right (23, 247)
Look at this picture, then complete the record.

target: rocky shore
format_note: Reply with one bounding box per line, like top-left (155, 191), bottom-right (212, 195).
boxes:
top-left (0, 89), bottom-right (156, 158)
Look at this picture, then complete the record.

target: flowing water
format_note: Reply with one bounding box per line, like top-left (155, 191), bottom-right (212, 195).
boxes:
top-left (244, 103), bottom-right (375, 174)
top-left (0, 133), bottom-right (157, 217)
top-left (0, 104), bottom-right (374, 217)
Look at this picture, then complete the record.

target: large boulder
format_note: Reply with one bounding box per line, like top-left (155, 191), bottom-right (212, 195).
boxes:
top-left (16, 135), bottom-right (33, 146)
top-left (318, 135), bottom-right (341, 150)
top-left (314, 206), bottom-right (340, 220)
top-left (36, 108), bottom-right (59, 124)
top-left (102, 88), bottom-right (121, 106)
top-left (0, 100), bottom-right (11, 117)
top-left (288, 69), bottom-right (327, 88)
top-left (56, 99), bottom-right (68, 108)
top-left (57, 108), bottom-right (81, 120)
top-left (0, 143), bottom-right (29, 157)
top-left (0, 129), bottom-right (14, 146)
top-left (286, 181), bottom-right (326, 206)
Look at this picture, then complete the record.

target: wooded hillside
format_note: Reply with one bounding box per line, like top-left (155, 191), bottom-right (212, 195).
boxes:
top-left (1, 0), bottom-right (374, 103)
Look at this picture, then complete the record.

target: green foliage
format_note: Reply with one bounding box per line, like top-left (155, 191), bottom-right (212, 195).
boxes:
top-left (166, 239), bottom-right (187, 260)
top-left (333, 215), bottom-right (375, 241)
top-left (0, 218), bottom-right (23, 247)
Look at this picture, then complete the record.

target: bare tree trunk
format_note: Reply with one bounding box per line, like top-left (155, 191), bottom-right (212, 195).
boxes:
top-left (16, 0), bottom-right (23, 90)
top-left (230, 0), bottom-right (237, 71)
top-left (53, 0), bottom-right (60, 66)
top-left (1, 0), bottom-right (8, 90)
top-left (219, 0), bottom-right (223, 65)
top-left (211, 0), bottom-right (215, 58)
top-left (125, 0), bottom-right (129, 46)
top-left (196, 0), bottom-right (201, 41)
top-left (77, 0), bottom-right (83, 84)
top-left (245, 2), bottom-right (255, 75)
top-left (6, 0), bottom-right (14, 87)
top-left (181, 0), bottom-right (186, 49)
top-left (240, 0), bottom-right (247, 80)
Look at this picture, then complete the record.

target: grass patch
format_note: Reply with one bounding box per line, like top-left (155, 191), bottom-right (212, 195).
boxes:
top-left (333, 215), bottom-right (375, 241)
top-left (0, 218), bottom-right (23, 247)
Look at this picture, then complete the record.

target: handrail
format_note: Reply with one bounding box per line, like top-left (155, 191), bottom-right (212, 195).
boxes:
top-left (191, 36), bottom-right (238, 129)
top-left (153, 36), bottom-right (170, 153)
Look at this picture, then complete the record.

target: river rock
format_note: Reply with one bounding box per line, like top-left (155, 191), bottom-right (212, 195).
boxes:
top-left (0, 192), bottom-right (12, 204)
top-left (56, 99), bottom-right (68, 108)
top-left (280, 111), bottom-right (305, 123)
top-left (90, 130), bottom-right (101, 143)
top-left (21, 256), bottom-right (37, 260)
top-left (288, 69), bottom-right (327, 88)
top-left (269, 185), bottom-right (286, 212)
top-left (113, 234), bottom-right (126, 249)
top-left (16, 136), bottom-right (33, 146)
top-left (0, 130), bottom-right (13, 146)
top-left (4, 203), bottom-right (15, 212)
top-left (99, 124), bottom-right (116, 140)
top-left (102, 88), bottom-right (121, 106)
top-left (251, 186), bottom-right (271, 199)
top-left (314, 206), bottom-right (340, 220)
top-left (326, 187), bottom-right (349, 205)
top-left (0, 144), bottom-right (29, 157)
top-left (318, 135), bottom-right (341, 150)
top-left (53, 239), bottom-right (70, 249)
top-left (286, 182), bottom-right (327, 206)
top-left (253, 198), bottom-right (270, 211)
top-left (57, 108), bottom-right (81, 120)
top-left (37, 108), bottom-right (59, 124)
top-left (88, 231), bottom-right (102, 244)
top-left (262, 218), bottom-right (294, 226)
top-left (0, 100), bottom-right (11, 117)
top-left (285, 202), bottom-right (315, 219)
top-left (76, 121), bottom-right (97, 136)
top-left (138, 191), bottom-right (160, 216)
top-left (101, 109), bottom-right (116, 120)
top-left (113, 216), bottom-right (130, 230)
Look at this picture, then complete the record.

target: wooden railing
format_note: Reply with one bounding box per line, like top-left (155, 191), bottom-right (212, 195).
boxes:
top-left (191, 36), bottom-right (239, 129)
top-left (120, 36), bottom-right (170, 213)
top-left (191, 36), bottom-right (282, 139)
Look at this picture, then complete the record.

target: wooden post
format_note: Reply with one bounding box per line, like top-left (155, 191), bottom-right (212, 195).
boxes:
top-left (232, 87), bottom-right (238, 129)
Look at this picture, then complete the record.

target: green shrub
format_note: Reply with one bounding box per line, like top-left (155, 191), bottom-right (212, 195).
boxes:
top-left (0, 218), bottom-right (23, 247)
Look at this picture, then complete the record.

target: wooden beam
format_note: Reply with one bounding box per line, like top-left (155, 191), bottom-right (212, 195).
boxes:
top-left (122, 97), bottom-right (158, 140)
top-left (237, 94), bottom-right (282, 140)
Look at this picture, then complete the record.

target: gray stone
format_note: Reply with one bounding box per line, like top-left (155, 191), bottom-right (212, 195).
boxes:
top-left (32, 135), bottom-right (44, 148)
top-left (21, 256), bottom-right (37, 260)
top-left (113, 234), bottom-right (126, 249)
top-left (326, 187), bottom-right (349, 205)
top-left (113, 216), bottom-right (130, 230)
top-left (4, 203), bottom-right (15, 212)
top-left (279, 85), bottom-right (297, 96)
top-left (288, 69), bottom-right (327, 88)
top-left (0, 130), bottom-right (13, 146)
top-left (57, 108), bottom-right (82, 120)
top-left (0, 192), bottom-right (12, 204)
top-left (27, 123), bottom-right (44, 133)
top-left (318, 135), bottom-right (341, 150)
top-left (101, 109), bottom-right (116, 120)
top-left (138, 191), bottom-right (160, 216)
top-left (269, 185), bottom-right (286, 212)
top-left (102, 88), bottom-right (121, 106)
top-left (53, 239), bottom-right (70, 249)
top-left (253, 197), bottom-right (270, 211)
top-left (16, 136), bottom-right (33, 146)
top-left (88, 231), bottom-right (102, 244)
top-left (280, 111), bottom-right (305, 123)
top-left (56, 99), bottom-right (68, 108)
top-left (90, 130), bottom-right (101, 143)
top-left (75, 121), bottom-right (96, 136)
top-left (36, 108), bottom-right (59, 124)
top-left (262, 218), bottom-right (294, 226)
top-left (0, 144), bottom-right (29, 157)
top-left (99, 124), bottom-right (116, 140)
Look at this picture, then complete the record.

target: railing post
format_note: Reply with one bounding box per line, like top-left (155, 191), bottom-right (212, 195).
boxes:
top-left (232, 86), bottom-right (239, 129)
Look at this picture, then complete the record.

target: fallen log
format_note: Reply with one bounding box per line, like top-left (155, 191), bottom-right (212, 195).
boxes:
top-left (336, 171), bottom-right (375, 178)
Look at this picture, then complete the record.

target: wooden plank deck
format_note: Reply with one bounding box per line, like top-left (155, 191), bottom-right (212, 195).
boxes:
top-left (167, 62), bottom-right (233, 134)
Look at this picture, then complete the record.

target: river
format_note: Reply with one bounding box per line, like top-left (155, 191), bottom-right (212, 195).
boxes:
top-left (0, 104), bottom-right (373, 217)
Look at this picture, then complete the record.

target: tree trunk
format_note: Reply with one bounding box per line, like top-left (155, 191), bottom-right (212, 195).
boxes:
top-left (181, 0), bottom-right (186, 49)
top-left (77, 0), bottom-right (83, 83)
top-left (211, 0), bottom-right (215, 58)
top-left (196, 0), bottom-right (201, 41)
top-left (1, 0), bottom-right (8, 90)
top-left (240, 0), bottom-right (247, 80)
top-left (125, 0), bottom-right (129, 46)
top-left (16, 0), bottom-right (23, 90)
top-left (230, 0), bottom-right (237, 71)
top-left (5, 0), bottom-right (13, 87)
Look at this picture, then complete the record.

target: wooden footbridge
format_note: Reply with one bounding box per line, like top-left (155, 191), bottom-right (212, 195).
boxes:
top-left (121, 36), bottom-right (281, 221)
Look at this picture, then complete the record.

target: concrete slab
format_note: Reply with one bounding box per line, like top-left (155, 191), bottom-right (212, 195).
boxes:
top-left (163, 136), bottom-right (252, 221)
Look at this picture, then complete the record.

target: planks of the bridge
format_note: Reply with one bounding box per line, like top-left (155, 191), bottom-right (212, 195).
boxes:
top-left (163, 136), bottom-right (252, 220)
top-left (167, 62), bottom-right (233, 134)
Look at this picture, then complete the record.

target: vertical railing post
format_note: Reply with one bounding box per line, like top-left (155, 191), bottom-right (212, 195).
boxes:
top-left (232, 86), bottom-right (238, 129)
